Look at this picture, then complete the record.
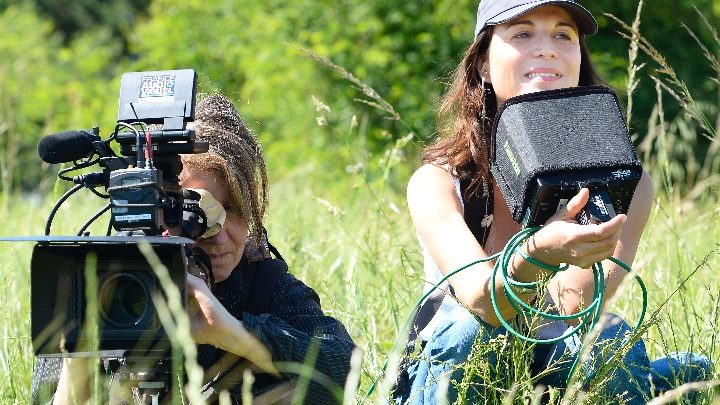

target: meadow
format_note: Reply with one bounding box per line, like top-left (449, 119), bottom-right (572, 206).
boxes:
top-left (1, 1), bottom-right (719, 403)
top-left (0, 111), bottom-right (718, 404)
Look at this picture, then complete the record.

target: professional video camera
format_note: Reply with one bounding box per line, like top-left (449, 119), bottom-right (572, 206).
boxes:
top-left (29, 69), bottom-right (211, 401)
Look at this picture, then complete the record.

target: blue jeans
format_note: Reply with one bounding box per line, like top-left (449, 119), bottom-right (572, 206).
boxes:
top-left (394, 306), bottom-right (713, 404)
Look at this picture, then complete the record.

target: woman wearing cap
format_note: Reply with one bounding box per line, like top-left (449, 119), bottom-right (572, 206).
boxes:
top-left (396, 1), bottom-right (712, 403)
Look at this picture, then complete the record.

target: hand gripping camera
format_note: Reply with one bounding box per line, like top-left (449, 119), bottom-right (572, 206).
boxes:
top-left (27, 69), bottom-right (211, 401)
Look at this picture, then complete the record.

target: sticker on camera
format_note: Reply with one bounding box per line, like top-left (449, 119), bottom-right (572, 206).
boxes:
top-left (138, 74), bottom-right (175, 103)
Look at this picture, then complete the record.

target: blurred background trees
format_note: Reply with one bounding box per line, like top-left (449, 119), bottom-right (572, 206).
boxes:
top-left (1, 0), bottom-right (718, 201)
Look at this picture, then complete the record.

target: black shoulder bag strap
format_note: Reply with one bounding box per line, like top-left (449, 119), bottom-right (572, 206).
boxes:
top-left (240, 229), bottom-right (289, 316)
top-left (241, 256), bottom-right (288, 315)
top-left (460, 177), bottom-right (494, 247)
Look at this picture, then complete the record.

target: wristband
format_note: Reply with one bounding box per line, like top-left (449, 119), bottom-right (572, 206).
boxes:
top-left (517, 248), bottom-right (569, 273)
top-left (504, 276), bottom-right (537, 295)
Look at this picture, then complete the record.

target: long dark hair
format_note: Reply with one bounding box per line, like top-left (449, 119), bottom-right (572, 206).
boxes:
top-left (423, 28), bottom-right (604, 197)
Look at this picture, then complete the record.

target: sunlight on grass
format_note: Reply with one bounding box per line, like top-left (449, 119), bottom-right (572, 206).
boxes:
top-left (0, 1), bottom-right (719, 403)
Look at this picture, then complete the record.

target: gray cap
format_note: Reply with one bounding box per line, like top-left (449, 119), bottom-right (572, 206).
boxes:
top-left (474, 0), bottom-right (597, 38)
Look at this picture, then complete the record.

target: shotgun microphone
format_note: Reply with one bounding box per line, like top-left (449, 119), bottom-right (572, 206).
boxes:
top-left (37, 129), bottom-right (97, 164)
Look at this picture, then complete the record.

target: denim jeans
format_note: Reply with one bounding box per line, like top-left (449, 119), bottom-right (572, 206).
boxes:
top-left (393, 306), bottom-right (713, 404)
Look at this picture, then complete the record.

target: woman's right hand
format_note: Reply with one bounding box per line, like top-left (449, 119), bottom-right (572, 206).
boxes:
top-left (527, 188), bottom-right (627, 269)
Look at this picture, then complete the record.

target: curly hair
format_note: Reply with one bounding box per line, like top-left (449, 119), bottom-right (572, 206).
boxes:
top-left (181, 94), bottom-right (269, 240)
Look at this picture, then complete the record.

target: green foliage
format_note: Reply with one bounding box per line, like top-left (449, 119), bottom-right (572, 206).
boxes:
top-left (2, 0), bottom-right (720, 199)
top-left (0, 0), bottom-right (720, 403)
top-left (587, 0), bottom-right (719, 136)
top-left (611, 3), bottom-right (720, 200)
top-left (32, 0), bottom-right (150, 50)
top-left (0, 4), bottom-right (124, 191)
top-left (1, 1), bottom-right (719, 400)
top-left (129, 0), bottom-right (334, 179)
top-left (0, 4), bottom-right (61, 191)
top-left (124, 0), bottom-right (480, 190)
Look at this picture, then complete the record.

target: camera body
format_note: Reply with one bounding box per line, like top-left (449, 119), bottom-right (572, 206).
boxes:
top-left (31, 237), bottom-right (186, 356)
top-left (108, 168), bottom-right (164, 233)
top-left (30, 69), bottom-right (209, 358)
top-left (109, 69), bottom-right (204, 236)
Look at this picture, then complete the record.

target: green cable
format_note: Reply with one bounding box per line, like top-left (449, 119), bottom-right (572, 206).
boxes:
top-left (363, 226), bottom-right (647, 401)
top-left (490, 227), bottom-right (603, 344)
top-left (361, 255), bottom-right (498, 401)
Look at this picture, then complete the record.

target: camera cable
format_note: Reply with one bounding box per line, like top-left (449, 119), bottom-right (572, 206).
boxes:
top-left (45, 183), bottom-right (84, 235)
top-left (362, 226), bottom-right (647, 401)
top-left (77, 203), bottom-right (112, 236)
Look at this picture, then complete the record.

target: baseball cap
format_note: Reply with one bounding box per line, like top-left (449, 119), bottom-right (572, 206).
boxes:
top-left (474, 0), bottom-right (597, 38)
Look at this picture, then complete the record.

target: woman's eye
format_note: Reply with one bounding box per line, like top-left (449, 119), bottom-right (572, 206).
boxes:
top-left (555, 32), bottom-right (574, 41)
top-left (513, 31), bottom-right (531, 40)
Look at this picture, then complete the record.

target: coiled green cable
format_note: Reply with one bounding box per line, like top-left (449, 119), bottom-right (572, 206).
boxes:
top-left (490, 226), bottom-right (603, 344)
top-left (490, 226), bottom-right (647, 384)
top-left (363, 226), bottom-right (647, 400)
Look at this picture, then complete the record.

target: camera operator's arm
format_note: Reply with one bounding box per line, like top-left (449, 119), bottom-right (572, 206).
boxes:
top-left (187, 272), bottom-right (354, 403)
top-left (240, 272), bottom-right (355, 402)
top-left (53, 358), bottom-right (92, 404)
top-left (186, 274), bottom-right (279, 375)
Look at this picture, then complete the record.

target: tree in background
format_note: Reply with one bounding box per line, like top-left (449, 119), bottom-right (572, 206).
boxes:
top-left (32, 0), bottom-right (149, 53)
top-left (1, 0), bottom-right (718, 198)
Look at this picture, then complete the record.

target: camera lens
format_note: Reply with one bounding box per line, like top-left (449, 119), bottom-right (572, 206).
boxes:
top-left (99, 272), bottom-right (150, 328)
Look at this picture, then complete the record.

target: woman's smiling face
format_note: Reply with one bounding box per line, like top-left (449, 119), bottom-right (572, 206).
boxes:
top-left (482, 5), bottom-right (582, 107)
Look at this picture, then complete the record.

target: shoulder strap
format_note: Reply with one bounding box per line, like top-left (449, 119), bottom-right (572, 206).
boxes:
top-left (240, 255), bottom-right (288, 316)
top-left (267, 240), bottom-right (284, 261)
top-left (407, 288), bottom-right (447, 342)
top-left (459, 176), bottom-right (494, 247)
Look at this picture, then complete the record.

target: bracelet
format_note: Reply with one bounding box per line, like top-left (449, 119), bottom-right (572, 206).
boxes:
top-left (504, 277), bottom-right (537, 295)
top-left (517, 247), bottom-right (569, 273)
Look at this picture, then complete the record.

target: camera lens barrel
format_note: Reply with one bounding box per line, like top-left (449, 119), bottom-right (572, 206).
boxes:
top-left (99, 272), bottom-right (150, 328)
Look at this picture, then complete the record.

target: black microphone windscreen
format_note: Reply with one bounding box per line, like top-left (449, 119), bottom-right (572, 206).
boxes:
top-left (37, 130), bottom-right (95, 164)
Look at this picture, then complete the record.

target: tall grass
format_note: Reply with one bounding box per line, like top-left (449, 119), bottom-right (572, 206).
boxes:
top-left (0, 192), bottom-right (51, 402)
top-left (1, 3), bottom-right (719, 404)
top-left (609, 6), bottom-right (720, 204)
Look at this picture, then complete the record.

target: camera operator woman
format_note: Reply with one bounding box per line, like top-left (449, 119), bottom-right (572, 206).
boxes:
top-left (36, 94), bottom-right (356, 404)
top-left (176, 94), bottom-right (356, 402)
top-left (393, 1), bottom-right (712, 404)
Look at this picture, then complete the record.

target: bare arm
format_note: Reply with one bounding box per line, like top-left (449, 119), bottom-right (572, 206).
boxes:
top-left (53, 358), bottom-right (92, 404)
top-left (408, 165), bottom-right (553, 326)
top-left (408, 164), bottom-right (633, 327)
